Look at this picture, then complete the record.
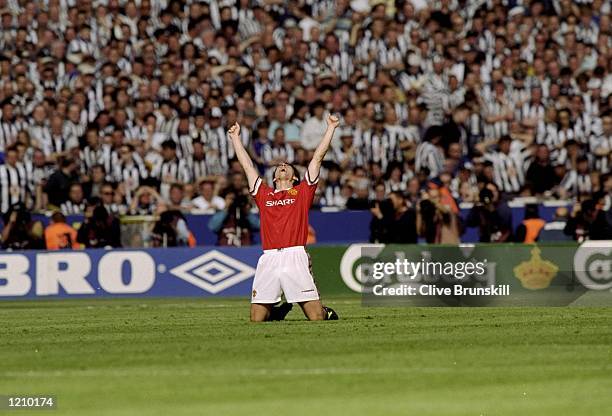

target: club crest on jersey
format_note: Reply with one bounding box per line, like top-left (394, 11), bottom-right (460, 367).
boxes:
top-left (287, 188), bottom-right (298, 196)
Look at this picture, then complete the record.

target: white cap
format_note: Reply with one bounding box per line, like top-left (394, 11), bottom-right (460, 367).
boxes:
top-left (509, 6), bottom-right (524, 18)
top-left (211, 107), bottom-right (223, 118)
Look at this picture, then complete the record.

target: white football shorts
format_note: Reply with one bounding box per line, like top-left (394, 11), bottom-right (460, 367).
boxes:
top-left (251, 245), bottom-right (320, 304)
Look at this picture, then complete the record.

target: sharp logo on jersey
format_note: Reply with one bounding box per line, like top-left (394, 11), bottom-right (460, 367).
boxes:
top-left (265, 198), bottom-right (296, 207)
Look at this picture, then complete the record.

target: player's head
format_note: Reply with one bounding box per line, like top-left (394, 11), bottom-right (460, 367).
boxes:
top-left (273, 162), bottom-right (299, 188)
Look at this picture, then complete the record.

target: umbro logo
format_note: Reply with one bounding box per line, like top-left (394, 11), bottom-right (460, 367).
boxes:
top-left (170, 250), bottom-right (255, 294)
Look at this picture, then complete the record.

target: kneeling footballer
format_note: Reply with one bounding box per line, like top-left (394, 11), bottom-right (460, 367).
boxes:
top-left (227, 114), bottom-right (340, 322)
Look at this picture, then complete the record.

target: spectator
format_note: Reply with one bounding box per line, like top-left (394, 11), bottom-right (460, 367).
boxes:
top-left (484, 135), bottom-right (526, 195)
top-left (82, 164), bottom-right (107, 200)
top-left (113, 144), bottom-right (148, 204)
top-left (192, 179), bottom-right (225, 212)
top-left (151, 140), bottom-right (189, 200)
top-left (208, 192), bottom-right (259, 247)
top-left (167, 183), bottom-right (193, 212)
top-left (129, 186), bottom-right (164, 215)
top-left (44, 158), bottom-right (79, 208)
top-left (559, 156), bottom-right (593, 198)
top-left (301, 100), bottom-right (327, 152)
top-left (99, 182), bottom-right (126, 216)
top-left (44, 211), bottom-right (79, 250)
top-left (321, 163), bottom-right (344, 207)
top-left (61, 183), bottom-right (86, 215)
top-left (0, 146), bottom-right (28, 215)
top-left (415, 126), bottom-right (445, 179)
top-left (525, 145), bottom-right (559, 195)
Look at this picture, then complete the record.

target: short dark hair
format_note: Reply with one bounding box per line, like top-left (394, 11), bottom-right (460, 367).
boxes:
top-left (161, 139), bottom-right (177, 150)
top-left (51, 211), bottom-right (66, 223)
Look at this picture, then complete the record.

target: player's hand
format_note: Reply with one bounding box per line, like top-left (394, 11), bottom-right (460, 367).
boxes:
top-left (326, 113), bottom-right (340, 129)
top-left (228, 122), bottom-right (240, 140)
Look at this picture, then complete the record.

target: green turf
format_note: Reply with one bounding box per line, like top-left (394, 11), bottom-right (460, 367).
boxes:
top-left (1, 297), bottom-right (611, 416)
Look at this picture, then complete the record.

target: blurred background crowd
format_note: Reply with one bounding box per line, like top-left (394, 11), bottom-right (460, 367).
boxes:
top-left (0, 0), bottom-right (611, 249)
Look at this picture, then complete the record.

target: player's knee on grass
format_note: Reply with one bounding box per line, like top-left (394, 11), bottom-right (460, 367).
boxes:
top-left (299, 300), bottom-right (325, 321)
top-left (250, 304), bottom-right (272, 322)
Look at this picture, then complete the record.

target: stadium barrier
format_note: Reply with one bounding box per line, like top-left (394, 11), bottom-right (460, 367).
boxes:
top-left (1, 242), bottom-right (610, 305)
top-left (0, 202), bottom-right (572, 247)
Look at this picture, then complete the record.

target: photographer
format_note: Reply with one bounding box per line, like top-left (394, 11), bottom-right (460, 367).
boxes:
top-left (208, 190), bottom-right (260, 246)
top-left (1, 204), bottom-right (45, 250)
top-left (77, 202), bottom-right (122, 248)
top-left (564, 196), bottom-right (612, 242)
top-left (417, 187), bottom-right (461, 244)
top-left (465, 183), bottom-right (513, 242)
top-left (369, 191), bottom-right (417, 244)
top-left (151, 210), bottom-right (195, 247)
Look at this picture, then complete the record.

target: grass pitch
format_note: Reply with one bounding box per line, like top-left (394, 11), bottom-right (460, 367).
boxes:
top-left (1, 297), bottom-right (611, 416)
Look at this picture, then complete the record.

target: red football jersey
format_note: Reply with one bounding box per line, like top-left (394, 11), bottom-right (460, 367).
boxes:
top-left (251, 174), bottom-right (318, 250)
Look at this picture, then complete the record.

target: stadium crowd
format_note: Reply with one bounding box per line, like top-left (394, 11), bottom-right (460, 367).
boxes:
top-left (0, 0), bottom-right (612, 248)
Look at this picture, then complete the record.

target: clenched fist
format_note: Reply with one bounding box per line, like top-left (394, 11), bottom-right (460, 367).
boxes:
top-left (327, 113), bottom-right (340, 128)
top-left (228, 122), bottom-right (240, 140)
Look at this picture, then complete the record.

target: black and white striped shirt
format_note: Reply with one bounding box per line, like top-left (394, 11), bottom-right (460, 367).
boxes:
top-left (61, 200), bottom-right (86, 215)
top-left (360, 130), bottom-right (385, 166)
top-left (483, 98), bottom-right (510, 140)
top-left (415, 142), bottom-right (445, 178)
top-left (42, 134), bottom-right (78, 157)
top-left (589, 132), bottom-right (611, 174)
top-left (484, 151), bottom-right (524, 194)
top-left (172, 133), bottom-right (194, 159)
top-left (151, 157), bottom-right (191, 198)
top-left (63, 120), bottom-right (85, 144)
top-left (112, 156), bottom-right (148, 203)
top-left (561, 170), bottom-right (592, 197)
top-left (205, 126), bottom-right (230, 169)
top-left (156, 115), bottom-right (178, 139)
top-left (81, 144), bottom-right (113, 174)
top-left (25, 162), bottom-right (53, 195)
top-left (261, 143), bottom-right (295, 165)
top-left (187, 156), bottom-right (210, 183)
top-left (333, 146), bottom-right (364, 170)
top-left (0, 118), bottom-right (20, 152)
top-left (0, 162), bottom-right (28, 214)
top-left (321, 182), bottom-right (344, 207)
top-left (517, 102), bottom-right (545, 124)
top-left (324, 52), bottom-right (354, 82)
top-left (28, 123), bottom-right (52, 150)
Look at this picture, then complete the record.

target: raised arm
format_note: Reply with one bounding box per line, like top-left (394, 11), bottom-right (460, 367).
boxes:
top-left (228, 122), bottom-right (259, 191)
top-left (307, 114), bottom-right (340, 182)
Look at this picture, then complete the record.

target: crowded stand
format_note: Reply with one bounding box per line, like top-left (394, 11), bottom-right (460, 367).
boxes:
top-left (0, 0), bottom-right (611, 248)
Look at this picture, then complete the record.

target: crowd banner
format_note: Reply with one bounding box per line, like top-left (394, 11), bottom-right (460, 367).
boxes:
top-left (1, 243), bottom-right (610, 306)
